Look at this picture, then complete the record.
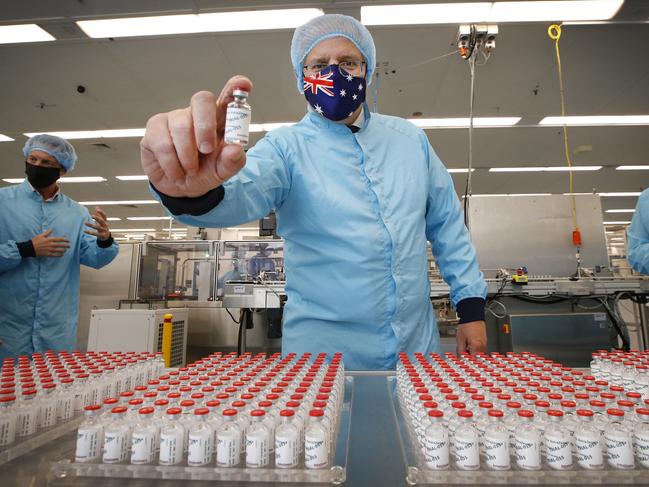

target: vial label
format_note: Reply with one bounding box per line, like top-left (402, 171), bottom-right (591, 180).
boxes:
top-left (484, 433), bottom-right (510, 470)
top-left (188, 431), bottom-right (212, 466)
top-left (57, 396), bottom-right (74, 421)
top-left (16, 410), bottom-right (38, 437)
top-left (275, 433), bottom-right (299, 468)
top-left (159, 431), bottom-right (184, 465)
top-left (102, 431), bottom-right (129, 463)
top-left (0, 417), bottom-right (16, 447)
top-left (515, 436), bottom-right (541, 469)
top-left (544, 434), bottom-right (573, 470)
top-left (40, 403), bottom-right (57, 428)
top-left (575, 433), bottom-right (604, 469)
top-left (454, 437), bottom-right (479, 470)
top-left (216, 431), bottom-right (241, 467)
top-left (635, 431), bottom-right (649, 468)
top-left (424, 435), bottom-right (450, 470)
top-left (131, 431), bottom-right (156, 464)
top-left (246, 433), bottom-right (269, 467)
top-left (224, 107), bottom-right (251, 146)
top-left (305, 433), bottom-right (328, 469)
top-left (75, 427), bottom-right (102, 462)
top-left (606, 434), bottom-right (635, 469)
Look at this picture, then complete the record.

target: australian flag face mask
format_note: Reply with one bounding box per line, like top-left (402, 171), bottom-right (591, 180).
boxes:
top-left (303, 64), bottom-right (366, 122)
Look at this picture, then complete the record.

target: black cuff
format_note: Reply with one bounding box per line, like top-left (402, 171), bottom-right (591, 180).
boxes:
top-left (456, 297), bottom-right (486, 324)
top-left (97, 235), bottom-right (114, 248)
top-left (17, 240), bottom-right (36, 258)
top-left (150, 183), bottom-right (225, 216)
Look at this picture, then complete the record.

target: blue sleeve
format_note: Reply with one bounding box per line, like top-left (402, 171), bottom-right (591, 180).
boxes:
top-left (150, 135), bottom-right (291, 227)
top-left (79, 209), bottom-right (119, 269)
top-left (0, 240), bottom-right (21, 274)
top-left (422, 135), bottom-right (488, 307)
top-left (628, 190), bottom-right (649, 275)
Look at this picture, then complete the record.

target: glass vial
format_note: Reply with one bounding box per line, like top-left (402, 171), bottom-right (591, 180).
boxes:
top-left (224, 90), bottom-right (251, 147)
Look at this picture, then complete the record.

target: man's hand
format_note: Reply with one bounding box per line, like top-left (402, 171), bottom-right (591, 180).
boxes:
top-left (84, 207), bottom-right (111, 241)
top-left (32, 229), bottom-right (70, 257)
top-left (456, 320), bottom-right (488, 355)
top-left (140, 76), bottom-right (253, 198)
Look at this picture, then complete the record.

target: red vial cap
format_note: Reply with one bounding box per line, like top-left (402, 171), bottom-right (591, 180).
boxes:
top-left (518, 410), bottom-right (535, 418)
top-left (139, 407), bottom-right (155, 415)
top-left (488, 410), bottom-right (504, 418)
top-left (84, 404), bottom-right (101, 411)
top-left (194, 408), bottom-right (210, 416)
top-left (428, 409), bottom-right (444, 418)
top-left (166, 407), bottom-right (182, 415)
top-left (607, 408), bottom-right (625, 417)
top-left (309, 409), bottom-right (325, 417)
top-left (111, 406), bottom-right (128, 414)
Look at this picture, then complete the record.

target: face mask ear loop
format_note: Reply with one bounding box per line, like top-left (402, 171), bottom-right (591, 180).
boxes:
top-left (372, 71), bottom-right (380, 113)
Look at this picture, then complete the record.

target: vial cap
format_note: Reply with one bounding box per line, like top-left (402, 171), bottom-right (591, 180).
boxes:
top-left (589, 400), bottom-right (606, 407)
top-left (222, 409), bottom-right (238, 417)
top-left (251, 409), bottom-right (265, 417)
top-left (128, 399), bottom-right (144, 405)
top-left (286, 401), bottom-right (301, 408)
top-left (636, 408), bottom-right (649, 416)
top-left (233, 89), bottom-right (249, 98)
top-left (458, 410), bottom-right (473, 418)
top-left (607, 408), bottom-right (625, 417)
top-left (259, 400), bottom-right (273, 408)
top-left (309, 409), bottom-right (324, 417)
top-left (423, 401), bottom-right (438, 409)
top-left (428, 409), bottom-right (444, 418)
top-left (479, 402), bottom-right (494, 409)
top-left (166, 407), bottom-right (182, 415)
top-left (206, 400), bottom-right (220, 407)
top-left (617, 400), bottom-right (634, 408)
top-left (547, 409), bottom-right (564, 417)
top-left (576, 409), bottom-right (594, 417)
top-left (154, 399), bottom-right (169, 406)
top-left (84, 404), bottom-right (101, 411)
top-left (111, 406), bottom-right (128, 414)
top-left (138, 407), bottom-right (155, 415)
top-left (280, 409), bottom-right (295, 417)
top-left (518, 409), bottom-right (535, 418)
top-left (180, 400), bottom-right (195, 407)
top-left (534, 400), bottom-right (550, 408)
top-left (506, 401), bottom-right (522, 409)
top-left (0, 396), bottom-right (16, 402)
top-left (488, 410), bottom-right (504, 418)
top-left (194, 408), bottom-right (210, 416)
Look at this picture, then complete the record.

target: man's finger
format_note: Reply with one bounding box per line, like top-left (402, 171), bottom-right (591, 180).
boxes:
top-left (214, 144), bottom-right (247, 184)
top-left (94, 207), bottom-right (107, 220)
top-left (190, 91), bottom-right (218, 155)
top-left (47, 237), bottom-right (69, 243)
top-left (85, 221), bottom-right (102, 231)
top-left (42, 229), bottom-right (54, 237)
top-left (215, 76), bottom-right (253, 138)
top-left (84, 230), bottom-right (99, 237)
top-left (144, 113), bottom-right (186, 183)
top-left (169, 108), bottom-right (200, 176)
top-left (91, 212), bottom-right (108, 227)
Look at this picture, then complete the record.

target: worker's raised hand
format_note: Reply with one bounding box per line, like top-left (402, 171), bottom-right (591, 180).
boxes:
top-left (84, 207), bottom-right (111, 241)
top-left (140, 76), bottom-right (253, 198)
top-left (456, 320), bottom-right (488, 355)
top-left (32, 229), bottom-right (70, 258)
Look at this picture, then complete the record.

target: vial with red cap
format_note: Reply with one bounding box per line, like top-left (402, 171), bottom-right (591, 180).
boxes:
top-left (187, 408), bottom-right (213, 467)
top-left (0, 394), bottom-right (17, 447)
top-left (634, 408), bottom-right (649, 468)
top-left (275, 409), bottom-right (299, 468)
top-left (130, 407), bottom-right (157, 465)
top-left (246, 409), bottom-right (270, 468)
top-left (483, 409), bottom-right (510, 470)
top-left (543, 409), bottom-right (573, 470)
top-left (513, 410), bottom-right (541, 470)
top-left (424, 409), bottom-right (449, 470)
top-left (75, 404), bottom-right (104, 463)
top-left (574, 409), bottom-right (603, 470)
top-left (101, 406), bottom-right (131, 464)
top-left (159, 407), bottom-right (185, 466)
top-left (305, 409), bottom-right (328, 469)
top-left (453, 410), bottom-right (479, 470)
top-left (216, 409), bottom-right (241, 467)
top-left (604, 408), bottom-right (634, 469)
top-left (16, 388), bottom-right (39, 438)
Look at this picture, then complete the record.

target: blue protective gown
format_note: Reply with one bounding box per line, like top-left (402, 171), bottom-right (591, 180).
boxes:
top-left (157, 106), bottom-right (487, 370)
top-left (0, 181), bottom-right (119, 359)
top-left (628, 188), bottom-right (649, 275)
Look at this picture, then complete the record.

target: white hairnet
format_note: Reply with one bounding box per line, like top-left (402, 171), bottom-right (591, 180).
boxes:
top-left (23, 134), bottom-right (77, 172)
top-left (290, 14), bottom-right (376, 92)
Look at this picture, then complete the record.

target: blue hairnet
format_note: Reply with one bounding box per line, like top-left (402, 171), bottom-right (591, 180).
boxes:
top-left (23, 134), bottom-right (77, 172)
top-left (290, 14), bottom-right (376, 93)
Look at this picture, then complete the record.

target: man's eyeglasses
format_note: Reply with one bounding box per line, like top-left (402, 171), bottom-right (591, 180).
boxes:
top-left (303, 60), bottom-right (365, 77)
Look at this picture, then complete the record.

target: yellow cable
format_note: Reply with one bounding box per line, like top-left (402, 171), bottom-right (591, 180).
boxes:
top-left (548, 24), bottom-right (578, 232)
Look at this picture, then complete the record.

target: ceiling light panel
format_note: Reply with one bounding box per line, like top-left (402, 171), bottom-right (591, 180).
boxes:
top-left (539, 115), bottom-right (649, 126)
top-left (0, 24), bottom-right (55, 44)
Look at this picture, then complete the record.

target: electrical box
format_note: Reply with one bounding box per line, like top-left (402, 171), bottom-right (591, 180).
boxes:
top-left (495, 312), bottom-right (610, 367)
top-left (87, 309), bottom-right (189, 367)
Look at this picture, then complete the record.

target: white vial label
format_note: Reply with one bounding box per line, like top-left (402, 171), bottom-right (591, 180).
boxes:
top-left (57, 396), bottom-right (74, 421)
top-left (454, 437), bottom-right (480, 470)
top-left (188, 431), bottom-right (212, 466)
top-left (159, 431), bottom-right (184, 465)
top-left (16, 410), bottom-right (38, 437)
top-left (40, 403), bottom-right (57, 428)
top-left (635, 431), bottom-right (649, 468)
top-left (216, 430), bottom-right (241, 467)
top-left (102, 431), bottom-right (129, 463)
top-left (575, 433), bottom-right (604, 469)
top-left (484, 433), bottom-right (510, 470)
top-left (515, 435), bottom-right (541, 469)
top-left (246, 432), bottom-right (269, 467)
top-left (224, 107), bottom-right (250, 146)
top-left (545, 434), bottom-right (573, 470)
top-left (75, 426), bottom-right (102, 462)
top-left (606, 433), bottom-right (635, 469)
top-left (131, 431), bottom-right (156, 464)
top-left (305, 433), bottom-right (328, 469)
top-left (0, 416), bottom-right (16, 447)
top-left (275, 432), bottom-right (299, 468)
top-left (424, 435), bottom-right (450, 470)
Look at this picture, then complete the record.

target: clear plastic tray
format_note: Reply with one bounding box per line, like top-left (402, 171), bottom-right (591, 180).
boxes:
top-left (0, 415), bottom-right (84, 466)
top-left (386, 376), bottom-right (649, 485)
top-left (51, 376), bottom-right (354, 484)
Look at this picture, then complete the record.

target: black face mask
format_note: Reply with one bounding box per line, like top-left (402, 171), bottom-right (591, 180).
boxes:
top-left (25, 161), bottom-right (60, 189)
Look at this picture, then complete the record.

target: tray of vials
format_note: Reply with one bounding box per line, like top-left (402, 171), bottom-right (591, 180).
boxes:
top-left (388, 351), bottom-right (649, 485)
top-left (51, 351), bottom-right (352, 484)
top-left (1, 350), bottom-right (164, 466)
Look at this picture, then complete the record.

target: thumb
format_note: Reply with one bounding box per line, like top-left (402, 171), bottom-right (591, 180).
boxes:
top-left (214, 144), bottom-right (246, 184)
top-left (42, 229), bottom-right (54, 237)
